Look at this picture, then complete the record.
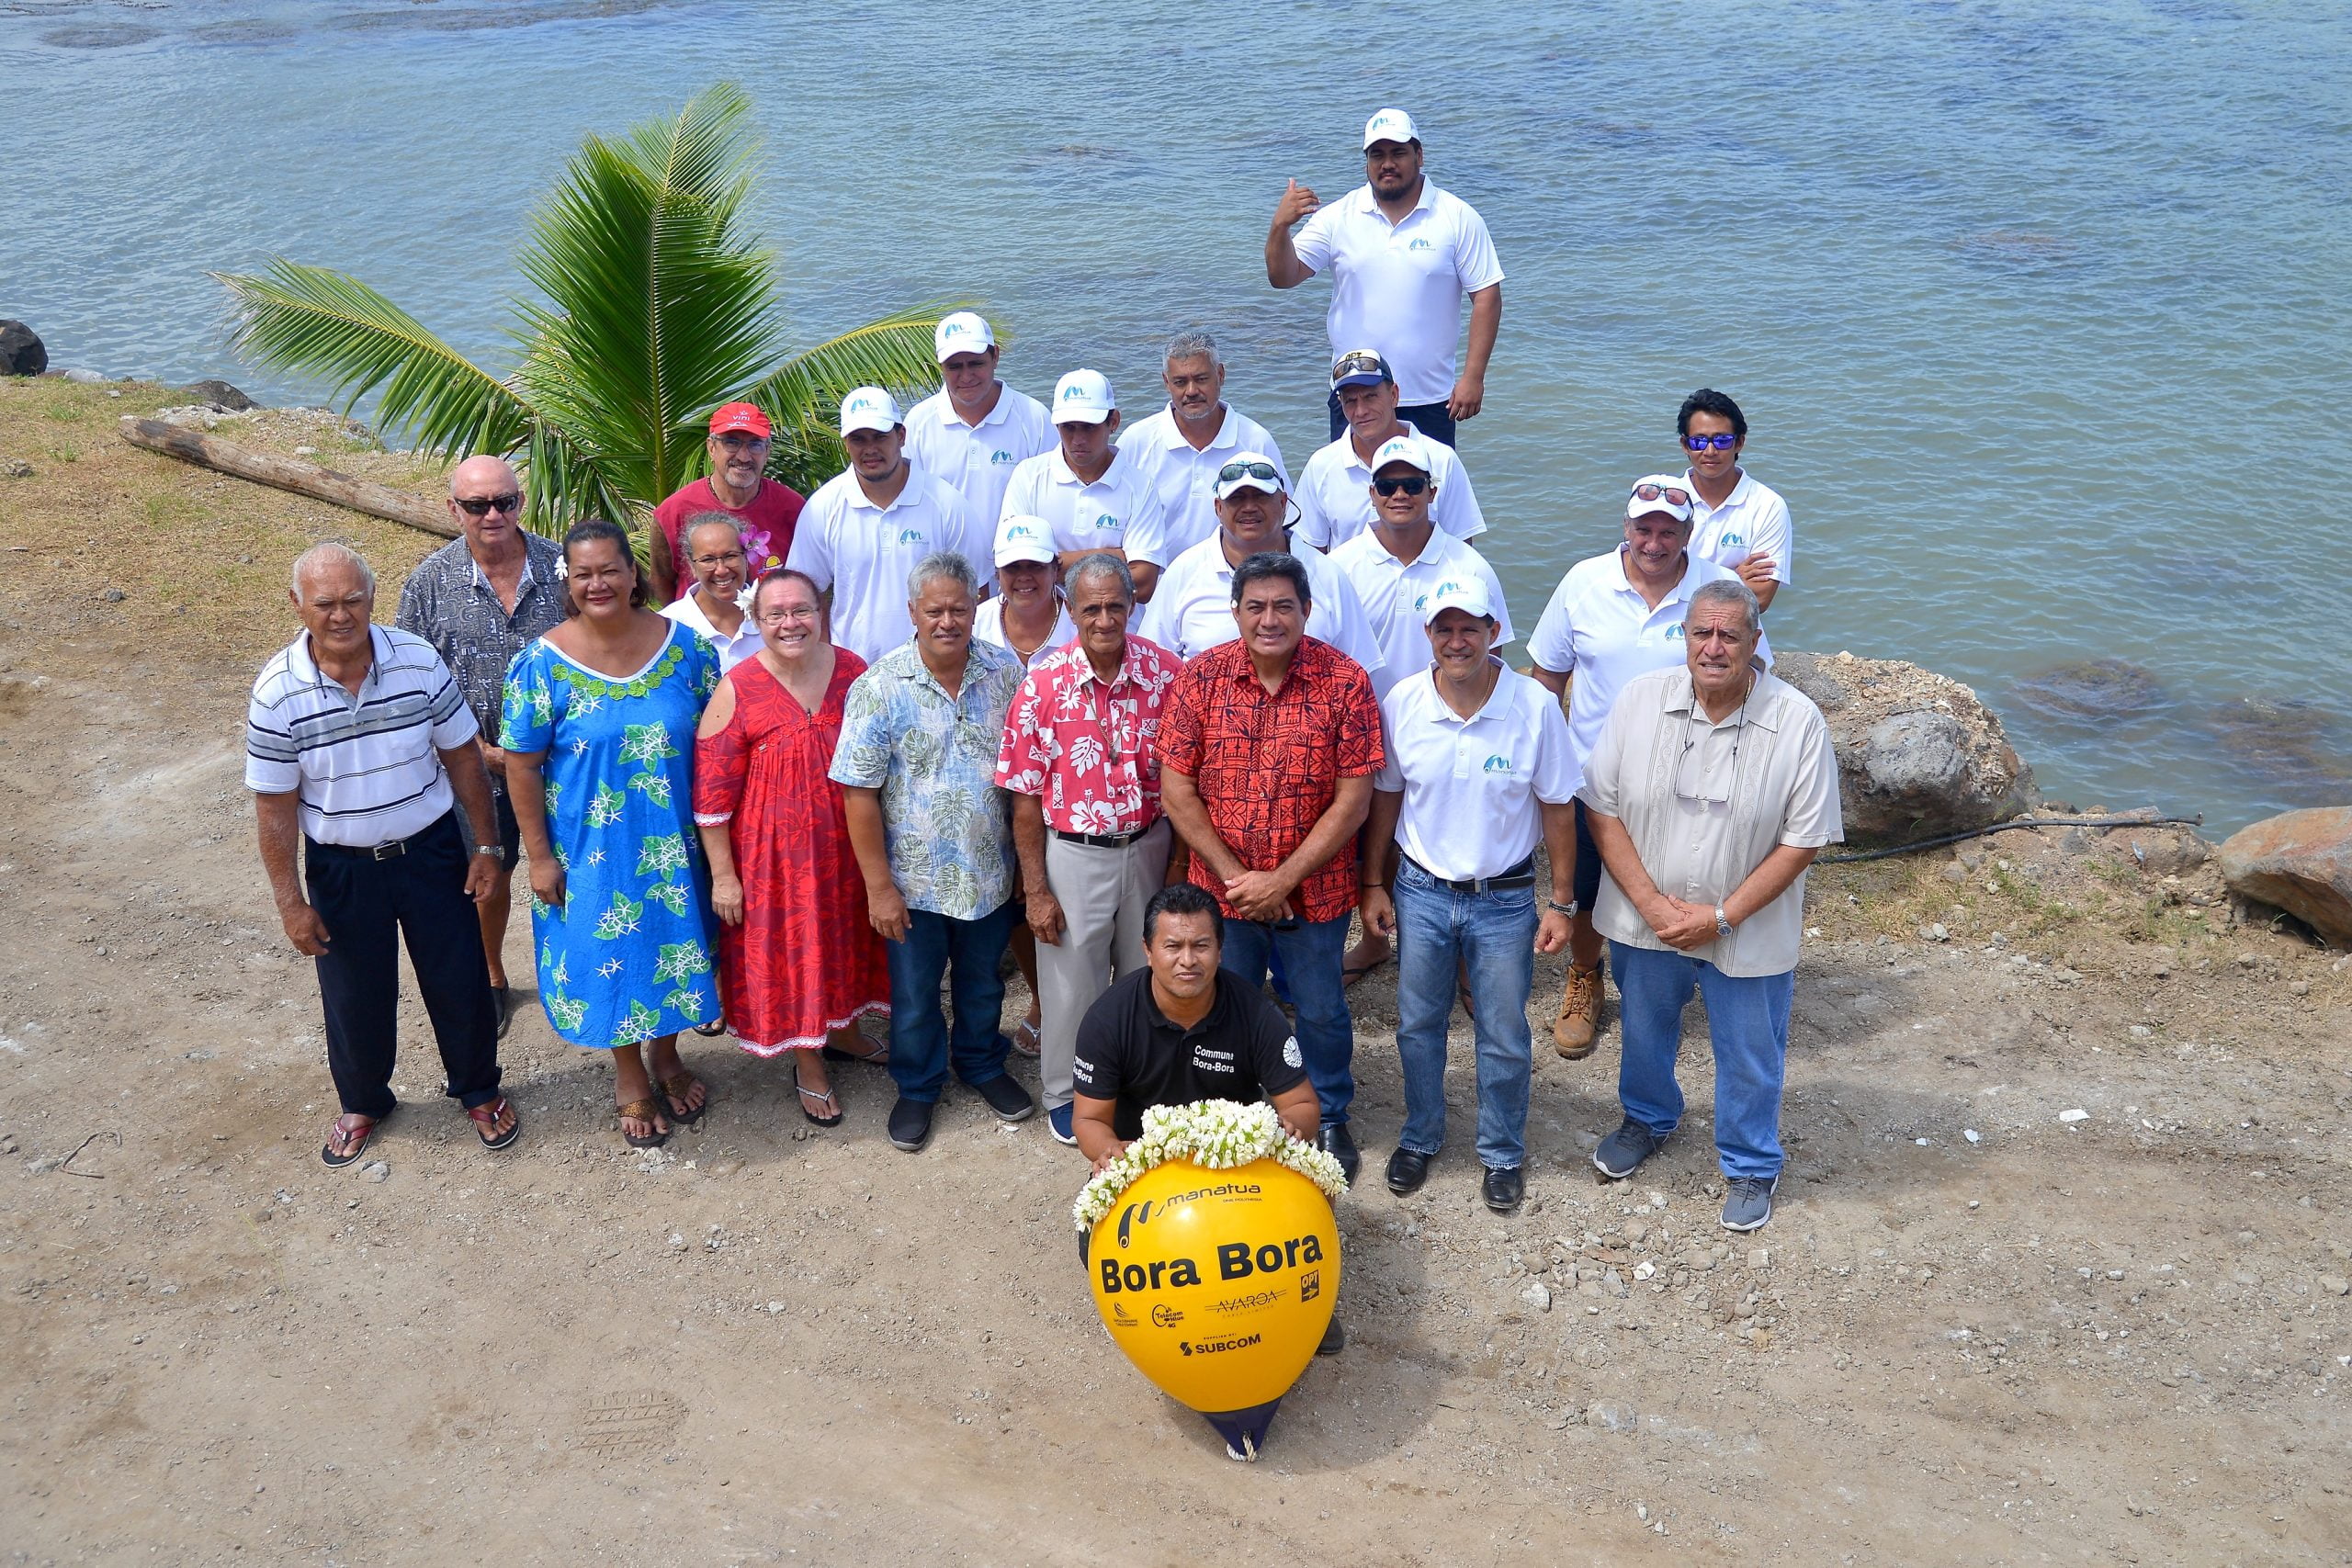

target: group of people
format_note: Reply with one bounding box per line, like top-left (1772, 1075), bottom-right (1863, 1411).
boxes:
top-left (246, 108), bottom-right (1836, 1236)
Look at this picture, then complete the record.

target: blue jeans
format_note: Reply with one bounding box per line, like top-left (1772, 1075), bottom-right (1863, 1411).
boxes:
top-left (886, 900), bottom-right (1015, 1102)
top-left (1393, 860), bottom-right (1537, 1169)
top-left (1609, 941), bottom-right (1794, 1180)
top-left (1218, 911), bottom-right (1353, 1126)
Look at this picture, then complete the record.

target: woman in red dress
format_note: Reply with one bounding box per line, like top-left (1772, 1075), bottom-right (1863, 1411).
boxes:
top-left (694, 569), bottom-right (888, 1124)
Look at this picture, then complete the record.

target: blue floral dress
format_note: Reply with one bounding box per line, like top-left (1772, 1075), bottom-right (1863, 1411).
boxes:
top-left (501, 620), bottom-right (720, 1048)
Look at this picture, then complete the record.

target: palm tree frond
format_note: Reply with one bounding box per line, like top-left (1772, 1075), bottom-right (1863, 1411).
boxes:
top-left (740, 308), bottom-right (967, 492)
top-left (213, 261), bottom-right (531, 457)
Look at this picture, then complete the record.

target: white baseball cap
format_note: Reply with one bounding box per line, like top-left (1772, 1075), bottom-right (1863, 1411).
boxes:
top-left (1419, 576), bottom-right (1495, 626)
top-left (933, 311), bottom-right (995, 363)
top-left (1363, 108), bottom-right (1419, 150)
top-left (1625, 473), bottom-right (1695, 523)
top-left (1213, 451), bottom-right (1285, 502)
top-left (1371, 434), bottom-right (1432, 474)
top-left (839, 386), bottom-right (902, 436)
top-left (1052, 368), bottom-right (1116, 424)
top-left (994, 513), bottom-right (1056, 568)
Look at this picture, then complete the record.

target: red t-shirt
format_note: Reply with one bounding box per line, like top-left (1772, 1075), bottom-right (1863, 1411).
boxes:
top-left (653, 477), bottom-right (805, 602)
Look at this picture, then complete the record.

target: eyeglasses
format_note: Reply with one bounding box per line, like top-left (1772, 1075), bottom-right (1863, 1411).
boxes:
top-left (1218, 461), bottom-right (1281, 485)
top-left (1329, 352), bottom-right (1389, 382)
top-left (1630, 482), bottom-right (1693, 506)
top-left (690, 549), bottom-right (747, 568)
top-left (715, 434), bottom-right (768, 452)
top-left (1683, 434), bottom-right (1739, 452)
top-left (1372, 475), bottom-right (1429, 497)
top-left (455, 492), bottom-right (520, 516)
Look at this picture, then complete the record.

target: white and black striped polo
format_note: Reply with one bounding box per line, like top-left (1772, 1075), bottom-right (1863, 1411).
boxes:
top-left (245, 626), bottom-right (480, 847)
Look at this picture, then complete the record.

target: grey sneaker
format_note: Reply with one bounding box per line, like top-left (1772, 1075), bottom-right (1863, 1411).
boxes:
top-left (1592, 1119), bottom-right (1667, 1180)
top-left (1720, 1175), bottom-right (1779, 1231)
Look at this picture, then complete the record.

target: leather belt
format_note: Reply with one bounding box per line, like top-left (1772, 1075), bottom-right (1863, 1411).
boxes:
top-left (1404, 852), bottom-right (1536, 894)
top-left (310, 817), bottom-right (448, 862)
top-left (1051, 822), bottom-right (1160, 850)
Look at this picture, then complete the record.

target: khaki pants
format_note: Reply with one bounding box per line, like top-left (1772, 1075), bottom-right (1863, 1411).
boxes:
top-left (1038, 818), bottom-right (1172, 1109)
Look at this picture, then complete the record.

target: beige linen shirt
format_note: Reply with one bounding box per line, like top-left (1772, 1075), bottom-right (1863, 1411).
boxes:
top-left (1578, 666), bottom-right (1841, 976)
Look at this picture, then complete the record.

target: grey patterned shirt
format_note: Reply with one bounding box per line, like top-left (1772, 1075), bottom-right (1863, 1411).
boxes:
top-left (395, 531), bottom-right (569, 784)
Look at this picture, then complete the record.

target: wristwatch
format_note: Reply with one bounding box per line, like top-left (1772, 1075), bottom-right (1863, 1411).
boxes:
top-left (1714, 905), bottom-right (1734, 937)
top-left (476, 844), bottom-right (507, 863)
top-left (1546, 898), bottom-right (1578, 917)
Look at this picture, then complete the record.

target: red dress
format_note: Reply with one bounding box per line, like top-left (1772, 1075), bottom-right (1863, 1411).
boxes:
top-left (692, 649), bottom-right (888, 1055)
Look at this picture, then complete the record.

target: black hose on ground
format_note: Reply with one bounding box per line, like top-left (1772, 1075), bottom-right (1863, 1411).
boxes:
top-left (1816, 814), bottom-right (2207, 866)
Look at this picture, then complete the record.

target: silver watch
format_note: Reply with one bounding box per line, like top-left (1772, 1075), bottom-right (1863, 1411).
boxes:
top-left (1714, 905), bottom-right (1733, 936)
top-left (476, 844), bottom-right (507, 863)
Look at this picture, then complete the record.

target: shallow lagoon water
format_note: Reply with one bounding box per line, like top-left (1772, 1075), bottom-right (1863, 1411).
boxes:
top-left (6, 0), bottom-right (2347, 831)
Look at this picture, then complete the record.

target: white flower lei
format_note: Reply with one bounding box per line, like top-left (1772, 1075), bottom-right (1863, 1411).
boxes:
top-left (1072, 1099), bottom-right (1349, 1233)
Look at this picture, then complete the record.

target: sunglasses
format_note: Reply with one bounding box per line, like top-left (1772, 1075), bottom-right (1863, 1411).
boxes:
top-left (1372, 475), bottom-right (1429, 497)
top-left (455, 492), bottom-right (521, 516)
top-left (1329, 352), bottom-right (1389, 381)
top-left (1630, 482), bottom-right (1693, 507)
top-left (1218, 461), bottom-right (1281, 486)
top-left (1682, 434), bottom-right (1739, 452)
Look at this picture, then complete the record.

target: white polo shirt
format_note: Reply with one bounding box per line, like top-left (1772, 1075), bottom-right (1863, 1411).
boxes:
top-left (1374, 662), bottom-right (1580, 883)
top-left (785, 461), bottom-right (991, 666)
top-left (1131, 534), bottom-right (1385, 683)
top-left (1292, 420), bottom-right (1486, 550)
top-left (974, 592), bottom-right (1078, 673)
top-left (1526, 548), bottom-right (1772, 771)
top-left (904, 384), bottom-right (1054, 526)
top-left (1118, 404), bottom-right (1289, 569)
top-left (1682, 469), bottom-right (1793, 586)
top-left (660, 587), bottom-right (762, 672)
top-left (244, 626), bottom-right (479, 846)
top-left (1291, 181), bottom-right (1505, 405)
top-left (998, 444), bottom-right (1167, 557)
top-left (1327, 525), bottom-right (1514, 699)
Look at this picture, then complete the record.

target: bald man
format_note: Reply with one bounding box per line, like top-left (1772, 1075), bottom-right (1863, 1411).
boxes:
top-left (395, 455), bottom-right (569, 1033)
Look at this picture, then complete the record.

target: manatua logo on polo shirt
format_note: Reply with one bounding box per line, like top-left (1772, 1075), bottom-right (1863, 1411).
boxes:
top-left (896, 526), bottom-right (927, 547)
top-left (990, 449), bottom-right (1014, 464)
top-left (1665, 624), bottom-right (1688, 641)
top-left (1092, 513), bottom-right (1119, 531)
top-left (1482, 754), bottom-right (1514, 773)
top-left (1719, 530), bottom-right (1745, 548)
top-left (1407, 236), bottom-right (1436, 252)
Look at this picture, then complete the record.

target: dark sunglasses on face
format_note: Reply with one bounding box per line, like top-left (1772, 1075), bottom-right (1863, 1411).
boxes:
top-left (456, 492), bottom-right (521, 516)
top-left (1683, 434), bottom-right (1739, 452)
top-left (1631, 482), bottom-right (1693, 506)
top-left (1372, 475), bottom-right (1429, 497)
top-left (1218, 460), bottom-right (1281, 485)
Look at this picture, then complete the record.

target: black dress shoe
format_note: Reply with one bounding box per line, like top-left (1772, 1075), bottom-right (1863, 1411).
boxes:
top-left (1482, 1164), bottom-right (1526, 1213)
top-left (887, 1096), bottom-right (934, 1153)
top-left (971, 1072), bottom-right (1035, 1124)
top-left (1385, 1145), bottom-right (1431, 1196)
top-left (1317, 1122), bottom-right (1361, 1186)
top-left (1316, 1316), bottom-right (1345, 1356)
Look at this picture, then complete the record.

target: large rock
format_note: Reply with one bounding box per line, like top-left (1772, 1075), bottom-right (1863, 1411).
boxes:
top-left (2219, 807), bottom-right (2352, 948)
top-left (1774, 650), bottom-right (2038, 843)
top-left (177, 378), bottom-right (256, 412)
top-left (0, 321), bottom-right (46, 377)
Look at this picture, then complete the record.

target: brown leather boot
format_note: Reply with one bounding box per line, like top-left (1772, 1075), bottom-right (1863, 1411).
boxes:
top-left (1553, 960), bottom-right (1603, 1059)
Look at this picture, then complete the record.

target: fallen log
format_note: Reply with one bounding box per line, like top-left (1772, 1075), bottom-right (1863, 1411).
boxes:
top-left (117, 416), bottom-right (456, 539)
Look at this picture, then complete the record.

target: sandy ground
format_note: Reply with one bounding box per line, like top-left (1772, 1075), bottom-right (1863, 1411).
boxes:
top-left (3, 380), bottom-right (2350, 1566)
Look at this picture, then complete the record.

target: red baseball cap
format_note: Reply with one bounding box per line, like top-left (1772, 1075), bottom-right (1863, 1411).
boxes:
top-left (708, 401), bottom-right (772, 439)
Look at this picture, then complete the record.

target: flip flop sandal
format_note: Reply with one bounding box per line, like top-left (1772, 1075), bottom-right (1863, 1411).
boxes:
top-left (616, 1097), bottom-right (669, 1149)
top-left (796, 1080), bottom-right (844, 1129)
top-left (1010, 1018), bottom-right (1042, 1058)
top-left (321, 1111), bottom-right (386, 1168)
top-left (821, 1038), bottom-right (891, 1066)
top-left (467, 1095), bottom-right (523, 1152)
top-left (690, 1017), bottom-right (728, 1037)
top-left (1340, 953), bottom-right (1390, 987)
top-left (654, 1070), bottom-right (707, 1127)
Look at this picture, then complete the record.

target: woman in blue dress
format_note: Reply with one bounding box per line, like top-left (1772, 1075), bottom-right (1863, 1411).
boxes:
top-left (504, 519), bottom-right (720, 1146)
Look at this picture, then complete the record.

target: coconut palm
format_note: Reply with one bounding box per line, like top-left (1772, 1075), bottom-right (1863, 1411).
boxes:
top-left (215, 82), bottom-right (953, 538)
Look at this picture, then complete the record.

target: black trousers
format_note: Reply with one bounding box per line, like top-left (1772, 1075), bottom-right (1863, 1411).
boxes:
top-left (304, 811), bottom-right (501, 1119)
top-left (1326, 389), bottom-right (1458, 448)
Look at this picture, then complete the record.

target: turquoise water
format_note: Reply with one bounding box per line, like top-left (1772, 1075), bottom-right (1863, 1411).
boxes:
top-left (6, 0), bottom-right (2347, 831)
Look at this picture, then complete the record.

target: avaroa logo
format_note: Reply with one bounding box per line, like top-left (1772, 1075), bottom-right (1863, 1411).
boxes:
top-left (1178, 1332), bottom-right (1262, 1358)
top-left (1208, 1288), bottom-right (1284, 1316)
top-left (1150, 1303), bottom-right (1184, 1327)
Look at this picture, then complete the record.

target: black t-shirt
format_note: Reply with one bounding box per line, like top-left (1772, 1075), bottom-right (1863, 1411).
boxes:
top-left (1071, 968), bottom-right (1308, 1139)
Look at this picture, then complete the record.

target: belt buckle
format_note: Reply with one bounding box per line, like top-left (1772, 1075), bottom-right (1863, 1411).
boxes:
top-left (370, 840), bottom-right (406, 861)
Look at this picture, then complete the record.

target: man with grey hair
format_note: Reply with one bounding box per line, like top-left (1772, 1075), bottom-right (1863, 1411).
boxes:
top-left (396, 455), bottom-right (568, 1034)
top-left (1116, 330), bottom-right (1289, 601)
top-left (1577, 577), bottom-right (1840, 1232)
top-left (994, 550), bottom-right (1184, 1145)
top-left (253, 542), bottom-right (519, 1168)
top-left (832, 549), bottom-right (1035, 1152)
